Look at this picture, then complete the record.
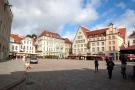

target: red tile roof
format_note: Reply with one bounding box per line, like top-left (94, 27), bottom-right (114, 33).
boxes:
top-left (80, 26), bottom-right (90, 38)
top-left (39, 31), bottom-right (61, 39)
top-left (118, 28), bottom-right (126, 43)
top-left (80, 26), bottom-right (108, 38)
top-left (11, 34), bottom-right (22, 44)
top-left (88, 28), bottom-right (108, 38)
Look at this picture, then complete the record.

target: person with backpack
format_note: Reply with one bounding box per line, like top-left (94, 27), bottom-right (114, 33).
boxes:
top-left (106, 59), bottom-right (115, 79)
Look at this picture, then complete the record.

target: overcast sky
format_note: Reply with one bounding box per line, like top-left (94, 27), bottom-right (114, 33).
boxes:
top-left (9, 0), bottom-right (135, 40)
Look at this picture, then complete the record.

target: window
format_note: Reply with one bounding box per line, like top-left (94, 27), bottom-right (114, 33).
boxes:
top-left (97, 47), bottom-right (99, 51)
top-left (102, 47), bottom-right (104, 51)
top-left (74, 49), bottom-right (76, 52)
top-left (81, 44), bottom-right (83, 47)
top-left (78, 36), bottom-right (82, 39)
top-left (109, 41), bottom-right (111, 44)
top-left (102, 42), bottom-right (104, 45)
top-left (81, 48), bottom-right (83, 52)
top-left (109, 46), bottom-right (111, 51)
top-left (74, 45), bottom-right (76, 48)
top-left (110, 31), bottom-right (113, 34)
top-left (112, 41), bottom-right (115, 44)
top-left (16, 46), bottom-right (17, 50)
top-left (97, 42), bottom-right (99, 46)
top-left (133, 40), bottom-right (135, 43)
top-left (112, 36), bottom-right (115, 39)
top-left (113, 46), bottom-right (115, 51)
top-left (12, 46), bottom-right (14, 50)
top-left (92, 43), bottom-right (95, 46)
top-left (92, 48), bottom-right (95, 52)
top-left (109, 36), bottom-right (111, 39)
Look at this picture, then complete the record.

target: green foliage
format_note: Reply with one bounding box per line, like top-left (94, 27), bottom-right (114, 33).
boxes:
top-left (44, 55), bottom-right (59, 59)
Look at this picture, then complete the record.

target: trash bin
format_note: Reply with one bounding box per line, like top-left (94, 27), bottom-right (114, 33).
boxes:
top-left (133, 66), bottom-right (135, 77)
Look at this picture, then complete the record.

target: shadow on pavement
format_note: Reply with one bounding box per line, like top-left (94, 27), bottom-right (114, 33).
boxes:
top-left (24, 64), bottom-right (135, 90)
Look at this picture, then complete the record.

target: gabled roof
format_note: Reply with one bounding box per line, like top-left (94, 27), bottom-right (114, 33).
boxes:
top-left (63, 38), bottom-right (72, 44)
top-left (129, 31), bottom-right (135, 38)
top-left (11, 34), bottom-right (22, 44)
top-left (80, 26), bottom-right (90, 38)
top-left (39, 31), bottom-right (61, 39)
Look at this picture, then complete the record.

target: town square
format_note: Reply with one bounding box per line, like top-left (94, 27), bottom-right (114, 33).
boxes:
top-left (0, 0), bottom-right (135, 90)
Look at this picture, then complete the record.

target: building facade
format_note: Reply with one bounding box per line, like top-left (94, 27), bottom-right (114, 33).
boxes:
top-left (72, 26), bottom-right (89, 56)
top-left (10, 34), bottom-right (36, 58)
top-left (21, 37), bottom-right (35, 54)
top-left (10, 34), bottom-right (22, 53)
top-left (0, 0), bottom-right (13, 60)
top-left (63, 38), bottom-right (72, 58)
top-left (37, 31), bottom-right (72, 58)
top-left (128, 31), bottom-right (135, 46)
top-left (72, 24), bottom-right (126, 60)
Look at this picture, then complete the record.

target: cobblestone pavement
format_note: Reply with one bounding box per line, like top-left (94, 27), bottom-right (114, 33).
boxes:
top-left (0, 59), bottom-right (25, 90)
top-left (12, 59), bottom-right (135, 90)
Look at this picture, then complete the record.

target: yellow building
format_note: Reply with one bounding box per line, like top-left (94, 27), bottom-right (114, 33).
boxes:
top-left (0, 0), bottom-right (13, 60)
top-left (73, 23), bottom-right (126, 60)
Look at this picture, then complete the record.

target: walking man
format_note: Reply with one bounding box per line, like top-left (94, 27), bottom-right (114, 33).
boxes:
top-left (121, 63), bottom-right (127, 79)
top-left (106, 59), bottom-right (115, 79)
top-left (94, 58), bottom-right (99, 72)
top-left (120, 55), bottom-right (127, 79)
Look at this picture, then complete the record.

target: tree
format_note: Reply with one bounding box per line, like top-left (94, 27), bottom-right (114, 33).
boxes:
top-left (31, 34), bottom-right (37, 39)
top-left (26, 34), bottom-right (32, 38)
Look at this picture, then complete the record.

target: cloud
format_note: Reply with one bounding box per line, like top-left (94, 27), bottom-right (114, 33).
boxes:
top-left (115, 9), bottom-right (135, 32)
top-left (93, 9), bottom-right (135, 36)
top-left (9, 0), bottom-right (99, 36)
top-left (62, 31), bottom-right (75, 41)
top-left (116, 2), bottom-right (126, 9)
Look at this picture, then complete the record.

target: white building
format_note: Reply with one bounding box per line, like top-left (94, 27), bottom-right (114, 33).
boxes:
top-left (72, 26), bottom-right (89, 56)
top-left (10, 34), bottom-right (36, 58)
top-left (21, 36), bottom-right (35, 54)
top-left (128, 31), bottom-right (135, 46)
top-left (37, 31), bottom-right (72, 58)
top-left (10, 34), bottom-right (22, 53)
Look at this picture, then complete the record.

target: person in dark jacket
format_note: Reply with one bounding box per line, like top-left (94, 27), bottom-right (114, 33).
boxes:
top-left (106, 59), bottom-right (115, 79)
top-left (94, 58), bottom-right (99, 72)
top-left (121, 63), bottom-right (127, 79)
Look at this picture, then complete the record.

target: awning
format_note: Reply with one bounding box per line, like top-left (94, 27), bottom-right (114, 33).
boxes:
top-left (120, 45), bottom-right (135, 54)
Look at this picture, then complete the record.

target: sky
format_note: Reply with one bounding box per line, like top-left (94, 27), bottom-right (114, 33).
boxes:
top-left (9, 0), bottom-right (135, 40)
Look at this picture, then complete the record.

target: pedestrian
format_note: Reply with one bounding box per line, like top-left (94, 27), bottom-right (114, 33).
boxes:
top-left (106, 59), bottom-right (115, 79)
top-left (94, 58), bottom-right (99, 72)
top-left (25, 62), bottom-right (31, 70)
top-left (121, 63), bottom-right (127, 79)
top-left (120, 55), bottom-right (127, 79)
